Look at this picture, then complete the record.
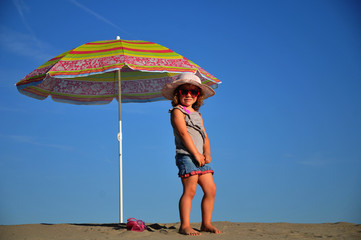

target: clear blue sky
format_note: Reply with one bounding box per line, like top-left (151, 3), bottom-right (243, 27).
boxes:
top-left (1, 0), bottom-right (360, 225)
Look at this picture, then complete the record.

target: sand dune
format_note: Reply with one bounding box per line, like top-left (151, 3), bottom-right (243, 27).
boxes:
top-left (1, 221), bottom-right (360, 240)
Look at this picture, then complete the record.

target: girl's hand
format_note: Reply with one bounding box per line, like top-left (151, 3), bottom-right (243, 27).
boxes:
top-left (204, 154), bottom-right (212, 164)
top-left (194, 152), bottom-right (206, 167)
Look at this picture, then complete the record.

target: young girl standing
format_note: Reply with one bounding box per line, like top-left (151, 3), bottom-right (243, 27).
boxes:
top-left (162, 73), bottom-right (222, 236)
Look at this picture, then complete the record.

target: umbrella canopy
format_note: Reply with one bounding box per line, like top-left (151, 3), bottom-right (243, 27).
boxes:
top-left (16, 38), bottom-right (221, 223)
top-left (16, 39), bottom-right (220, 104)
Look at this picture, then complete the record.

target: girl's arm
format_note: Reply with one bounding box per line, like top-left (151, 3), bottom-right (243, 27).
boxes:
top-left (201, 116), bottom-right (212, 163)
top-left (171, 109), bottom-right (206, 166)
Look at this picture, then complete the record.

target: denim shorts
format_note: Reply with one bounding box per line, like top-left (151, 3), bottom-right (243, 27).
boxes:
top-left (175, 154), bottom-right (214, 178)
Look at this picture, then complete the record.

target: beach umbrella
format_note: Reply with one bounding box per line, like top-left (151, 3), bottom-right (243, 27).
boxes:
top-left (16, 37), bottom-right (221, 223)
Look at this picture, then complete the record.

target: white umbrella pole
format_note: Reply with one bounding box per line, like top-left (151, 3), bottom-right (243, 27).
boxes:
top-left (117, 68), bottom-right (123, 223)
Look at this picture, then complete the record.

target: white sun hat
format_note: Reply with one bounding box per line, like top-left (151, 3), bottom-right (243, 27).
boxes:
top-left (161, 72), bottom-right (215, 100)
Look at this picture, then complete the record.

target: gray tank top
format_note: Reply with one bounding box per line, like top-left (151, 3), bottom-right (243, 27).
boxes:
top-left (169, 106), bottom-right (206, 155)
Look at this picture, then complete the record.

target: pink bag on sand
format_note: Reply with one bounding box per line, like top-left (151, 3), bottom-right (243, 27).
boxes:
top-left (126, 218), bottom-right (147, 232)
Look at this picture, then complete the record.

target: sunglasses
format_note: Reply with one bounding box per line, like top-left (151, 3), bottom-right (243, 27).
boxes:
top-left (179, 89), bottom-right (200, 97)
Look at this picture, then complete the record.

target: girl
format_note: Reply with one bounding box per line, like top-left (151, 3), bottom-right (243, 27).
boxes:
top-left (162, 73), bottom-right (221, 236)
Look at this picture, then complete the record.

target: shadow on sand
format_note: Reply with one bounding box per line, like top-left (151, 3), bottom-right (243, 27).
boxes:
top-left (40, 223), bottom-right (177, 232)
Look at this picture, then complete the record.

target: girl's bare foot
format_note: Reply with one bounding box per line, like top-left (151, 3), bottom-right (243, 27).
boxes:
top-left (179, 226), bottom-right (202, 236)
top-left (201, 224), bottom-right (222, 234)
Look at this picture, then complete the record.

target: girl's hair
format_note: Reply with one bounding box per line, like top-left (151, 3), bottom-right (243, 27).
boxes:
top-left (171, 84), bottom-right (204, 111)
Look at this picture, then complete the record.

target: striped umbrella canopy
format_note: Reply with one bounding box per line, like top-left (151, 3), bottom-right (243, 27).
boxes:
top-left (16, 38), bottom-right (220, 104)
top-left (16, 38), bottom-right (221, 223)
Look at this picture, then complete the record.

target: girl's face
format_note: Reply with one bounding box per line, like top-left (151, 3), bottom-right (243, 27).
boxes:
top-left (178, 84), bottom-right (200, 107)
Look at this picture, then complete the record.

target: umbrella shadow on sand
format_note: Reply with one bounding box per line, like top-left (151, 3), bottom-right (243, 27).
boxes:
top-left (63, 223), bottom-right (178, 232)
top-left (70, 223), bottom-right (127, 231)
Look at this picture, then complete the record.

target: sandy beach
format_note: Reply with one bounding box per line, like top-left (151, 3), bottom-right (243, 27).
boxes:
top-left (1, 221), bottom-right (360, 240)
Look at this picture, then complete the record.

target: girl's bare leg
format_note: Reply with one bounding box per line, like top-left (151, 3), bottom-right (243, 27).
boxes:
top-left (179, 175), bottom-right (201, 236)
top-left (198, 173), bottom-right (222, 234)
